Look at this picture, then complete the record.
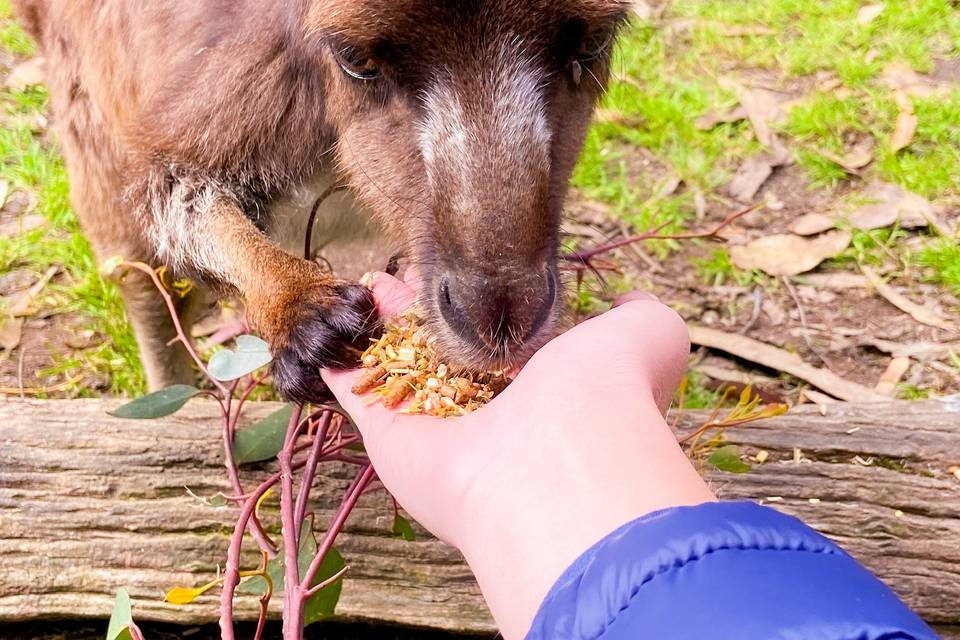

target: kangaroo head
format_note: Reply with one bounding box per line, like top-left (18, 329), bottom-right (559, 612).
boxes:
top-left (309, 0), bottom-right (629, 369)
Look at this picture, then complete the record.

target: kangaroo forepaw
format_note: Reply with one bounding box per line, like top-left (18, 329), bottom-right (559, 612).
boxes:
top-left (270, 282), bottom-right (382, 404)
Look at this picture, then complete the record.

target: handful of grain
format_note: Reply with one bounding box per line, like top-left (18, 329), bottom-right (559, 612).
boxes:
top-left (351, 311), bottom-right (510, 417)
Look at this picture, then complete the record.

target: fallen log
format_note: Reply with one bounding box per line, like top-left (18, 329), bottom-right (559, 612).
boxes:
top-left (1, 398), bottom-right (958, 633)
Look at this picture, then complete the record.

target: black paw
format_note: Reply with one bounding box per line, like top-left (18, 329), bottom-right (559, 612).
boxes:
top-left (271, 283), bottom-right (382, 404)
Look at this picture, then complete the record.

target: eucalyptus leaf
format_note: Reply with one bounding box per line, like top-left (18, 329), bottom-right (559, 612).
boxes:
top-left (392, 514), bottom-right (416, 542)
top-left (708, 445), bottom-right (752, 474)
top-left (208, 334), bottom-right (273, 381)
top-left (239, 517), bottom-right (345, 622)
top-left (105, 588), bottom-right (134, 640)
top-left (304, 546), bottom-right (345, 625)
top-left (109, 385), bottom-right (201, 419)
top-left (232, 404), bottom-right (294, 464)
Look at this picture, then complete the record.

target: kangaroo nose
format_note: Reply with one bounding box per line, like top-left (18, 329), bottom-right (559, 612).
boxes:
top-left (437, 269), bottom-right (557, 351)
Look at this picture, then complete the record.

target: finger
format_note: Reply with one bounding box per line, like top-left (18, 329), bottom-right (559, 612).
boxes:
top-left (524, 299), bottom-right (689, 415)
top-left (369, 272), bottom-right (417, 317)
top-left (598, 300), bottom-right (690, 414)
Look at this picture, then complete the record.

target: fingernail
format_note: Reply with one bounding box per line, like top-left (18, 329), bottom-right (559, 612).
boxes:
top-left (614, 291), bottom-right (660, 306)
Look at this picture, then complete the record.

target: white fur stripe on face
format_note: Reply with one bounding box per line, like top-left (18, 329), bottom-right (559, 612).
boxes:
top-left (416, 41), bottom-right (551, 191)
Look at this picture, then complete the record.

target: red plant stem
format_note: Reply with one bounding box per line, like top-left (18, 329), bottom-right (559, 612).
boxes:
top-left (300, 464), bottom-right (376, 590)
top-left (280, 405), bottom-right (306, 639)
top-left (294, 412), bottom-right (334, 527)
top-left (219, 472), bottom-right (283, 640)
top-left (128, 260), bottom-right (276, 555)
top-left (326, 452), bottom-right (370, 466)
top-left (320, 435), bottom-right (361, 457)
top-left (304, 564), bottom-right (350, 598)
top-left (221, 390), bottom-right (277, 555)
top-left (128, 622), bottom-right (145, 640)
top-left (123, 261), bottom-right (229, 396)
top-left (253, 596), bottom-right (269, 640)
top-left (563, 204), bottom-right (760, 265)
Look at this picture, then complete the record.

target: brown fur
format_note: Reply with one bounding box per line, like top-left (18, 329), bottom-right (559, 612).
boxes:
top-left (13, 0), bottom-right (628, 402)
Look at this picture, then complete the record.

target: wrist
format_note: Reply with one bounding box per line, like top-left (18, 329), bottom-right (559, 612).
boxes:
top-left (455, 409), bottom-right (715, 639)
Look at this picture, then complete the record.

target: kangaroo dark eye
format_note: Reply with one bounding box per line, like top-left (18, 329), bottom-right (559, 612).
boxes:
top-left (334, 46), bottom-right (379, 81)
top-left (578, 31), bottom-right (614, 62)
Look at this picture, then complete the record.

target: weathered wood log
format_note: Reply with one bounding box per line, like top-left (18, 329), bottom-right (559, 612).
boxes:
top-left (1, 398), bottom-right (958, 633)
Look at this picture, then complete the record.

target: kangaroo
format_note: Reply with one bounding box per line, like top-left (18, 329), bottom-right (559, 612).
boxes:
top-left (13, 0), bottom-right (629, 402)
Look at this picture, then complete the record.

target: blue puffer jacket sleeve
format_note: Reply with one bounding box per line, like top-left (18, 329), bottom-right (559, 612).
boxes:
top-left (526, 501), bottom-right (938, 640)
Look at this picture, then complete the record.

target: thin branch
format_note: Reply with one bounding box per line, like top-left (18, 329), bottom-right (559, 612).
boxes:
top-left (304, 183), bottom-right (346, 260)
top-left (304, 564), bottom-right (350, 599)
top-left (300, 465), bottom-right (376, 590)
top-left (294, 412), bottom-right (334, 527)
top-left (121, 261), bottom-right (229, 396)
top-left (781, 275), bottom-right (837, 372)
top-left (563, 204), bottom-right (760, 267)
top-left (280, 405), bottom-right (307, 638)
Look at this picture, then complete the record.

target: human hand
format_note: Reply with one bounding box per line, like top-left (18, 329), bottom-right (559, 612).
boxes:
top-left (322, 273), bottom-right (715, 639)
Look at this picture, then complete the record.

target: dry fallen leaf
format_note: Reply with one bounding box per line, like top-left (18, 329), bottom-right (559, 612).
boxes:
top-left (687, 324), bottom-right (890, 402)
top-left (846, 181), bottom-right (934, 230)
top-left (890, 99), bottom-right (918, 153)
top-left (789, 213), bottom-right (836, 236)
top-left (727, 139), bottom-right (791, 203)
top-left (855, 337), bottom-right (960, 361)
top-left (695, 105), bottom-right (748, 130)
top-left (857, 3), bottom-right (885, 25)
top-left (5, 57), bottom-right (46, 90)
top-left (0, 316), bottom-right (24, 351)
top-left (0, 213), bottom-right (46, 237)
top-left (727, 156), bottom-right (775, 203)
top-left (593, 108), bottom-right (647, 128)
top-left (819, 143), bottom-right (875, 173)
top-left (737, 86), bottom-right (783, 147)
top-left (797, 273), bottom-right (871, 289)
top-left (881, 61), bottom-right (939, 98)
top-left (729, 230), bottom-right (852, 276)
top-left (875, 356), bottom-right (911, 396)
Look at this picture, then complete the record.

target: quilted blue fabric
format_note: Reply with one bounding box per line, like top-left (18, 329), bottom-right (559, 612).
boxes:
top-left (526, 501), bottom-right (937, 640)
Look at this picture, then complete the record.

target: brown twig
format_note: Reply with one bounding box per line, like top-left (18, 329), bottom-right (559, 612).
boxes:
top-left (563, 204), bottom-right (760, 269)
top-left (304, 183), bottom-right (346, 260)
top-left (738, 286), bottom-right (763, 335)
top-left (120, 261), bottom-right (230, 397)
top-left (781, 275), bottom-right (837, 372)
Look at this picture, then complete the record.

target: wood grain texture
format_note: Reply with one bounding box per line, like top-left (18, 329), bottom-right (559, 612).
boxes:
top-left (1, 398), bottom-right (958, 632)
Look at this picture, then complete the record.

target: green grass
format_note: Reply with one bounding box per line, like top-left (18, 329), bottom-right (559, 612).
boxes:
top-left (693, 247), bottom-right (763, 287)
top-left (0, 6), bottom-right (143, 395)
top-left (672, 0), bottom-right (960, 84)
top-left (572, 23), bottom-right (759, 236)
top-left (574, 1), bottom-right (959, 248)
top-left (781, 88), bottom-right (960, 198)
top-left (918, 238), bottom-right (960, 297)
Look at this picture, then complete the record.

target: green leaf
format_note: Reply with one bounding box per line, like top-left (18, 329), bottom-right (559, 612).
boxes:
top-left (392, 514), bottom-right (416, 542)
top-left (238, 517), bottom-right (345, 625)
top-left (708, 445), bottom-right (752, 474)
top-left (208, 335), bottom-right (273, 381)
top-left (109, 385), bottom-right (201, 419)
top-left (105, 588), bottom-right (134, 640)
top-left (232, 404), bottom-right (294, 464)
top-left (303, 546), bottom-right (344, 626)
